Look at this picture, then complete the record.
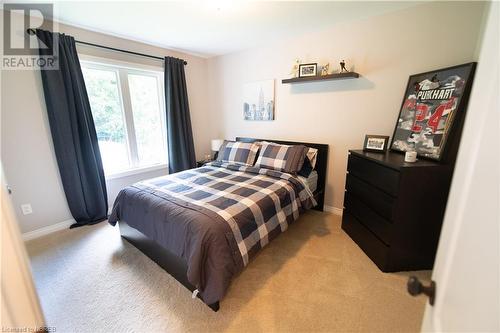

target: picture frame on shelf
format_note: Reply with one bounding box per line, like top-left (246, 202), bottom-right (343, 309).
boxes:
top-left (390, 62), bottom-right (476, 161)
top-left (298, 63), bottom-right (317, 77)
top-left (363, 135), bottom-right (390, 152)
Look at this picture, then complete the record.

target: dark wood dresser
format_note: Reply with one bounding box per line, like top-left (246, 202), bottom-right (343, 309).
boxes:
top-left (341, 150), bottom-right (453, 272)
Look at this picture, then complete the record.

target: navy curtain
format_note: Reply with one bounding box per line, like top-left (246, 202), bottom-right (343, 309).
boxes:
top-left (164, 56), bottom-right (196, 173)
top-left (36, 29), bottom-right (108, 228)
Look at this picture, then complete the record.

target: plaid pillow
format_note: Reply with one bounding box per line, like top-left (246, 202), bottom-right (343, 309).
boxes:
top-left (255, 141), bottom-right (308, 174)
top-left (216, 140), bottom-right (260, 166)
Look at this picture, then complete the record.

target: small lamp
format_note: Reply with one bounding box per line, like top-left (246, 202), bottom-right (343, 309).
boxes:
top-left (211, 139), bottom-right (224, 159)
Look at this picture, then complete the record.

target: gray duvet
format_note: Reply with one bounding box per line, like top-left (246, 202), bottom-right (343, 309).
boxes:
top-left (108, 162), bottom-right (315, 305)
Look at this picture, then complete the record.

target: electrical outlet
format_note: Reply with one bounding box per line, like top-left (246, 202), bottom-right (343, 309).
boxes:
top-left (21, 204), bottom-right (33, 215)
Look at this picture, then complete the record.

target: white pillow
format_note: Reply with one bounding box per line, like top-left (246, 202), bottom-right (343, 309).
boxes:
top-left (306, 148), bottom-right (318, 169)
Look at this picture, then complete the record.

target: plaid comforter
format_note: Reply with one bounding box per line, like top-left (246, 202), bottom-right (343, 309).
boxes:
top-left (135, 161), bottom-right (316, 266)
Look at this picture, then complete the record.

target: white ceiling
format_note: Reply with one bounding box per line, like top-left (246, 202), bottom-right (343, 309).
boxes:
top-left (46, 1), bottom-right (422, 58)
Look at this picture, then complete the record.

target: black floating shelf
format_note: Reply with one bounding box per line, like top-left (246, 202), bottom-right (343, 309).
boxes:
top-left (282, 72), bottom-right (360, 84)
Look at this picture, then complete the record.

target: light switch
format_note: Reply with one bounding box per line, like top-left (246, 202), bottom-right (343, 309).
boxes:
top-left (21, 204), bottom-right (33, 215)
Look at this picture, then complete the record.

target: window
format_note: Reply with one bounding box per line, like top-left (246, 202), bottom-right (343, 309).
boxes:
top-left (81, 61), bottom-right (167, 176)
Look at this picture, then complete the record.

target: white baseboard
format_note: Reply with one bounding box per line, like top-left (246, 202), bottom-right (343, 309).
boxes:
top-left (22, 219), bottom-right (75, 242)
top-left (22, 206), bottom-right (342, 241)
top-left (324, 205), bottom-right (343, 216)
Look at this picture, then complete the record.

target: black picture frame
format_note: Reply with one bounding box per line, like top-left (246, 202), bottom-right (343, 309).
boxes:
top-left (363, 135), bottom-right (389, 152)
top-left (299, 63), bottom-right (317, 77)
top-left (390, 62), bottom-right (476, 162)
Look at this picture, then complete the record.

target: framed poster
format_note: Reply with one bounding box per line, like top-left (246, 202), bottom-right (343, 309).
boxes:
top-left (243, 80), bottom-right (275, 121)
top-left (390, 62), bottom-right (476, 161)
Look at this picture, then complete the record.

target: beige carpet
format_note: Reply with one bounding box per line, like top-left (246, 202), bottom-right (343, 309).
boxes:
top-left (26, 211), bottom-right (430, 332)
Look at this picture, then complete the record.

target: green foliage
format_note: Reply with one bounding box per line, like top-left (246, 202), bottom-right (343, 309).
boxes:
top-left (83, 68), bottom-right (126, 143)
top-left (82, 66), bottom-right (166, 171)
top-left (129, 74), bottom-right (165, 164)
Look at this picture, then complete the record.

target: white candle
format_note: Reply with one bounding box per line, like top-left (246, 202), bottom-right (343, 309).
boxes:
top-left (405, 151), bottom-right (417, 163)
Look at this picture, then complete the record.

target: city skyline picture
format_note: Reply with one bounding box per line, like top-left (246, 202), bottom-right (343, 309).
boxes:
top-left (243, 79), bottom-right (275, 121)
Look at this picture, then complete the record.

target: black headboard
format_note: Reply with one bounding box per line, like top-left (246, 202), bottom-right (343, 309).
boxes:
top-left (236, 137), bottom-right (329, 212)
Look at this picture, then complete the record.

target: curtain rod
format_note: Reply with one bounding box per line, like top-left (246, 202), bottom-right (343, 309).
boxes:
top-left (26, 28), bottom-right (187, 65)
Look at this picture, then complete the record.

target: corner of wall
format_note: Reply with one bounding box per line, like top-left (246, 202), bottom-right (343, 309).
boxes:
top-left (473, 1), bottom-right (493, 61)
top-left (324, 205), bottom-right (343, 216)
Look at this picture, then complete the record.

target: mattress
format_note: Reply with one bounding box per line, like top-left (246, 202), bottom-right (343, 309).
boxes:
top-left (298, 170), bottom-right (318, 193)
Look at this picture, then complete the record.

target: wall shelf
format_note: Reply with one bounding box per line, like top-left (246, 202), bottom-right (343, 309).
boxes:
top-left (282, 72), bottom-right (360, 84)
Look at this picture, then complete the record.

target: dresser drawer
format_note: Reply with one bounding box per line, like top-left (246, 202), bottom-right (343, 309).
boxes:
top-left (347, 154), bottom-right (400, 196)
top-left (341, 211), bottom-right (390, 271)
top-left (344, 192), bottom-right (392, 245)
top-left (345, 174), bottom-right (396, 221)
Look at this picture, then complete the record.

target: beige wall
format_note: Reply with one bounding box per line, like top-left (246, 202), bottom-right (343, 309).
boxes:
top-left (1, 1), bottom-right (488, 233)
top-left (206, 1), bottom-right (487, 211)
top-left (1, 18), bottom-right (214, 233)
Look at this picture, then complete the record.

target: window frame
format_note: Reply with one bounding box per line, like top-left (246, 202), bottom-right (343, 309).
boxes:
top-left (80, 57), bottom-right (168, 179)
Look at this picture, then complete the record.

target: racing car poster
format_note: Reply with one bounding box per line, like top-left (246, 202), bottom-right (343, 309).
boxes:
top-left (390, 63), bottom-right (476, 161)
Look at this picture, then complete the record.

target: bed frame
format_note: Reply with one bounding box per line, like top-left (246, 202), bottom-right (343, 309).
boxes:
top-left (119, 138), bottom-right (328, 311)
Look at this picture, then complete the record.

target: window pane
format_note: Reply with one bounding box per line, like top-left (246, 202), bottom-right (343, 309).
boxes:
top-left (128, 74), bottom-right (166, 167)
top-left (82, 67), bottom-right (130, 174)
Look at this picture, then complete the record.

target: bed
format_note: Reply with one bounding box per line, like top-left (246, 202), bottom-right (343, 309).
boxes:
top-left (108, 137), bottom-right (328, 311)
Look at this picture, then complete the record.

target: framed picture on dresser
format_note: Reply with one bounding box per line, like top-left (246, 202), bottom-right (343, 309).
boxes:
top-left (363, 135), bottom-right (389, 152)
top-left (390, 62), bottom-right (476, 161)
